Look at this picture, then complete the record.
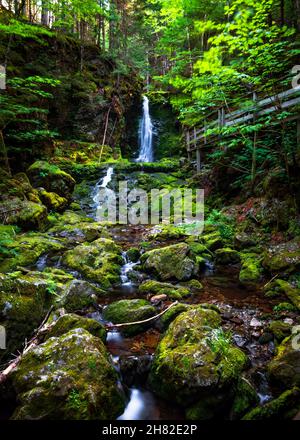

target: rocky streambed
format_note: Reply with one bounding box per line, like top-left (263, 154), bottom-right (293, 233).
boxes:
top-left (0, 161), bottom-right (300, 420)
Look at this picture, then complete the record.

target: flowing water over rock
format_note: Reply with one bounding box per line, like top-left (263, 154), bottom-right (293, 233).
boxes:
top-left (93, 166), bottom-right (114, 221)
top-left (137, 96), bottom-right (154, 163)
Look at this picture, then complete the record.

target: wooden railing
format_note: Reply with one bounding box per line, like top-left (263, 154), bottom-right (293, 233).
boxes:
top-left (186, 86), bottom-right (300, 172)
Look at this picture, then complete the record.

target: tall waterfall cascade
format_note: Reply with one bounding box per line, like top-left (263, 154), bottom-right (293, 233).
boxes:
top-left (137, 96), bottom-right (154, 163)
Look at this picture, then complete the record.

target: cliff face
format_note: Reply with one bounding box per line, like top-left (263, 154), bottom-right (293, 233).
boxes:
top-left (0, 27), bottom-right (142, 170)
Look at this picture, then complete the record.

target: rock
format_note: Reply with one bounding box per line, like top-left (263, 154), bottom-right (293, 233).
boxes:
top-left (250, 317), bottom-right (263, 328)
top-left (148, 306), bottom-right (248, 417)
top-left (274, 280), bottom-right (300, 311)
top-left (0, 272), bottom-right (55, 362)
top-left (11, 329), bottom-right (125, 420)
top-left (268, 320), bottom-right (292, 343)
top-left (103, 299), bottom-right (156, 337)
top-left (242, 387), bottom-right (300, 420)
top-left (268, 333), bottom-right (300, 388)
top-left (119, 355), bottom-right (152, 387)
top-left (150, 294), bottom-right (168, 304)
top-left (58, 280), bottom-right (106, 312)
top-left (141, 243), bottom-right (198, 281)
top-left (39, 189), bottom-right (68, 212)
top-left (239, 253), bottom-right (263, 288)
top-left (62, 238), bottom-right (123, 288)
top-left (263, 240), bottom-right (300, 274)
top-left (215, 248), bottom-right (241, 265)
top-left (0, 232), bottom-right (66, 273)
top-left (235, 233), bottom-right (258, 249)
top-left (179, 279), bottom-right (203, 291)
top-left (46, 313), bottom-right (106, 342)
top-left (126, 248), bottom-right (140, 263)
top-left (259, 332), bottom-right (274, 345)
top-left (0, 198), bottom-right (48, 231)
top-left (230, 378), bottom-right (259, 420)
top-left (27, 161), bottom-right (76, 199)
top-left (139, 280), bottom-right (191, 300)
top-left (200, 232), bottom-right (224, 251)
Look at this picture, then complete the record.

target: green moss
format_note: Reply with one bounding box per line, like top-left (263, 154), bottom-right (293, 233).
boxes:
top-left (159, 303), bottom-right (189, 331)
top-left (268, 320), bottom-right (292, 343)
top-left (242, 387), bottom-right (300, 420)
top-left (142, 243), bottom-right (197, 281)
top-left (39, 189), bottom-right (68, 212)
top-left (126, 248), bottom-right (140, 263)
top-left (230, 378), bottom-right (259, 420)
top-left (139, 280), bottom-right (191, 300)
top-left (273, 302), bottom-right (297, 313)
top-left (275, 280), bottom-right (300, 310)
top-left (215, 248), bottom-right (241, 265)
top-left (46, 314), bottom-right (106, 342)
top-left (11, 329), bottom-right (125, 420)
top-left (239, 253), bottom-right (263, 287)
top-left (62, 238), bottom-right (122, 288)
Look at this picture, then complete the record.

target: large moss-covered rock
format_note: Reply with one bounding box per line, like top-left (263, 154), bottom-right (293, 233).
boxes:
top-left (242, 387), bottom-right (300, 420)
top-left (273, 280), bottom-right (300, 310)
top-left (58, 280), bottom-right (106, 312)
top-left (45, 313), bottom-right (106, 342)
top-left (215, 248), bottom-right (241, 265)
top-left (0, 232), bottom-right (66, 273)
top-left (239, 253), bottom-right (263, 288)
top-left (268, 334), bottom-right (300, 389)
top-left (62, 238), bottom-right (122, 288)
top-left (0, 198), bottom-right (48, 231)
top-left (39, 190), bottom-right (68, 213)
top-left (11, 329), bottom-right (125, 420)
top-left (268, 320), bottom-right (292, 343)
top-left (139, 280), bottom-right (191, 300)
top-left (157, 303), bottom-right (189, 332)
top-left (103, 299), bottom-right (156, 336)
top-left (263, 240), bottom-right (300, 274)
top-left (27, 161), bottom-right (76, 199)
top-left (0, 272), bottom-right (55, 362)
top-left (141, 243), bottom-right (198, 281)
top-left (148, 306), bottom-right (248, 417)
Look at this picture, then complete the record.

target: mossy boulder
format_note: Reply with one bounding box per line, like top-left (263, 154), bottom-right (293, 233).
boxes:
top-left (46, 314), bottom-right (106, 342)
top-left (139, 280), bottom-right (191, 300)
top-left (58, 280), bottom-right (106, 312)
top-left (103, 299), bottom-right (156, 337)
top-left (27, 161), bottom-right (76, 199)
top-left (148, 306), bottom-right (248, 416)
top-left (268, 320), bottom-right (292, 343)
top-left (242, 387), bottom-right (300, 420)
top-left (230, 378), bottom-right (259, 420)
top-left (239, 254), bottom-right (263, 288)
top-left (0, 272), bottom-right (55, 362)
top-left (62, 238), bottom-right (122, 288)
top-left (126, 248), bottom-right (140, 263)
top-left (215, 248), bottom-right (241, 265)
top-left (200, 232), bottom-right (224, 251)
top-left (39, 189), bottom-right (68, 213)
top-left (141, 243), bottom-right (198, 281)
top-left (11, 329), bottom-right (125, 420)
top-left (263, 240), bottom-right (300, 274)
top-left (0, 232), bottom-right (66, 273)
top-left (0, 198), bottom-right (48, 231)
top-left (268, 333), bottom-right (300, 389)
top-left (274, 280), bottom-right (300, 311)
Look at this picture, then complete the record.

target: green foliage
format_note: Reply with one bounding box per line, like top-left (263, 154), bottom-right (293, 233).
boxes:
top-left (206, 328), bottom-right (233, 358)
top-left (206, 210), bottom-right (234, 240)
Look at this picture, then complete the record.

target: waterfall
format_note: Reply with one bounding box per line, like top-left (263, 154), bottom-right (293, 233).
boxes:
top-left (93, 167), bottom-right (114, 220)
top-left (137, 96), bottom-right (154, 163)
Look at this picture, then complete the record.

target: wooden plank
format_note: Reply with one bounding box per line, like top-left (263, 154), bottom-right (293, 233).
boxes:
top-left (196, 148), bottom-right (201, 173)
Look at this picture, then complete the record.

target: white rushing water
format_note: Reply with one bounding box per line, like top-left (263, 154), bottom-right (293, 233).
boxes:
top-left (93, 166), bottom-right (114, 220)
top-left (137, 96), bottom-right (154, 163)
top-left (118, 388), bottom-right (159, 420)
top-left (120, 252), bottom-right (139, 285)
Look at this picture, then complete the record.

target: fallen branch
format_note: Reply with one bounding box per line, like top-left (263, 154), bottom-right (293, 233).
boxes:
top-left (0, 306), bottom-right (54, 385)
top-left (263, 274), bottom-right (279, 289)
top-left (108, 301), bottom-right (179, 329)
